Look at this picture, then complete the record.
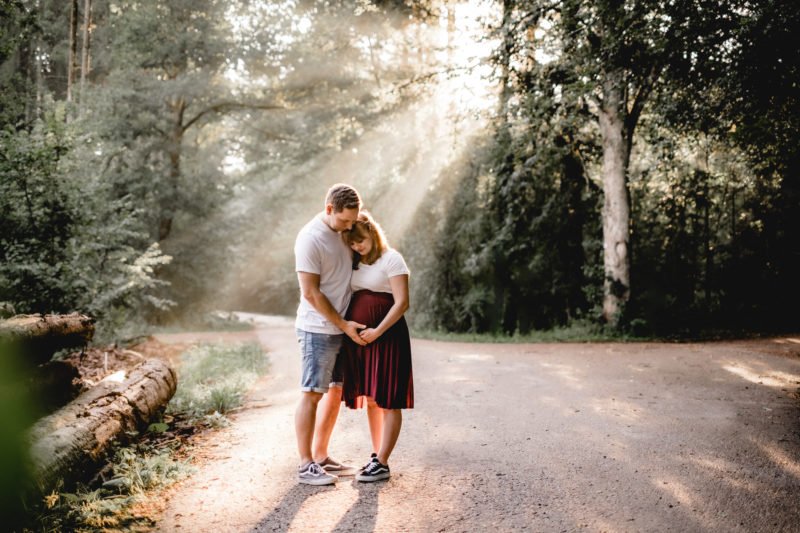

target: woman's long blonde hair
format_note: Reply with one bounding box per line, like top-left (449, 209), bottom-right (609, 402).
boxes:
top-left (343, 210), bottom-right (388, 266)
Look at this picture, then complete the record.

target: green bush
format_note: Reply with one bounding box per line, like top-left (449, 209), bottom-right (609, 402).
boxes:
top-left (0, 108), bottom-right (173, 335)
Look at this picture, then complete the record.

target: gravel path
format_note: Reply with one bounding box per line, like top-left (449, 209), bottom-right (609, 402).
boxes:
top-left (156, 318), bottom-right (800, 532)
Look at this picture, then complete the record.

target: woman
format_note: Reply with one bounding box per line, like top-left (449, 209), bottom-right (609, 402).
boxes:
top-left (341, 210), bottom-right (414, 482)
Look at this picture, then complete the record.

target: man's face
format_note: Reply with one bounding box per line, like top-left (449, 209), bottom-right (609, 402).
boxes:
top-left (326, 206), bottom-right (359, 232)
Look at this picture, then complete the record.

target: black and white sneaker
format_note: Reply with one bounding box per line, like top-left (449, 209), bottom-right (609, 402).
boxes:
top-left (359, 453), bottom-right (378, 472)
top-left (356, 458), bottom-right (390, 482)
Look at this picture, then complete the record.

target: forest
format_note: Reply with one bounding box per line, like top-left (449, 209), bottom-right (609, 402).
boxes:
top-left (1, 0), bottom-right (798, 339)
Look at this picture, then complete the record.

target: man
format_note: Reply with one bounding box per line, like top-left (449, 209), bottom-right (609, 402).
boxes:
top-left (294, 183), bottom-right (367, 485)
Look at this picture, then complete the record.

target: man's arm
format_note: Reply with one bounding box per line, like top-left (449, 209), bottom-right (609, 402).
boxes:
top-left (298, 271), bottom-right (367, 346)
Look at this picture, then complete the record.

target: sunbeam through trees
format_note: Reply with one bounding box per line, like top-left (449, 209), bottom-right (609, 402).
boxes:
top-left (1, 0), bottom-right (798, 338)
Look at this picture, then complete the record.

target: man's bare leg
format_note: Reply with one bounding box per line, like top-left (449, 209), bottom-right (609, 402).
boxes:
top-left (312, 385), bottom-right (342, 462)
top-left (295, 391), bottom-right (323, 465)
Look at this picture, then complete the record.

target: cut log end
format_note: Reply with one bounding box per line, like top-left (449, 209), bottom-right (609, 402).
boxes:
top-left (0, 313), bottom-right (95, 365)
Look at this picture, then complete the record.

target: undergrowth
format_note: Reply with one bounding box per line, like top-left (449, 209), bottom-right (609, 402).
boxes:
top-left (412, 320), bottom-right (641, 343)
top-left (167, 342), bottom-right (269, 421)
top-left (32, 342), bottom-right (268, 532)
top-left (36, 441), bottom-right (193, 532)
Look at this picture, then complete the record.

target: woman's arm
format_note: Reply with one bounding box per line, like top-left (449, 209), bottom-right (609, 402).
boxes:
top-left (359, 274), bottom-right (409, 343)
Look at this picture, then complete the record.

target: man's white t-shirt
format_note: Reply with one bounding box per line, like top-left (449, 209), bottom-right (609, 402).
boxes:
top-left (294, 215), bottom-right (353, 334)
top-left (351, 248), bottom-right (410, 294)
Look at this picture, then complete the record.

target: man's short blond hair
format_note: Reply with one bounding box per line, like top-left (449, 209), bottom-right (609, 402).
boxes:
top-left (326, 183), bottom-right (362, 213)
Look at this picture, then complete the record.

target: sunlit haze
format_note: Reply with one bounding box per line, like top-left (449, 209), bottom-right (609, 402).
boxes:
top-left (211, 1), bottom-right (501, 313)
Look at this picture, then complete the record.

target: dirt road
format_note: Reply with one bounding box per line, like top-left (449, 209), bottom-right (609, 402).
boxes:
top-left (156, 317), bottom-right (800, 532)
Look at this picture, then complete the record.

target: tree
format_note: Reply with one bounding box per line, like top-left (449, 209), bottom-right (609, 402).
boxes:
top-left (492, 0), bottom-right (750, 326)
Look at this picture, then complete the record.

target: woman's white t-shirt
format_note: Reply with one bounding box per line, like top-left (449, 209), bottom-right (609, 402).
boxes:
top-left (351, 248), bottom-right (410, 294)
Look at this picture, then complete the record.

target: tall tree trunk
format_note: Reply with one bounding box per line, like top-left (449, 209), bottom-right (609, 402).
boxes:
top-left (18, 38), bottom-right (33, 123)
top-left (79, 0), bottom-right (92, 110)
top-left (66, 0), bottom-right (79, 104)
top-left (35, 1), bottom-right (45, 115)
top-left (366, 35), bottom-right (382, 88)
top-left (598, 68), bottom-right (631, 325)
top-left (446, 2), bottom-right (455, 63)
top-left (497, 0), bottom-right (514, 116)
top-left (159, 98), bottom-right (185, 241)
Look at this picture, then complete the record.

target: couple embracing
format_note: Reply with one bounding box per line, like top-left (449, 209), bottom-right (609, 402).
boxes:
top-left (293, 183), bottom-right (414, 485)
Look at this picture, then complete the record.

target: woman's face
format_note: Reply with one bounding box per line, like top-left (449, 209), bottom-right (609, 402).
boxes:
top-left (350, 235), bottom-right (373, 256)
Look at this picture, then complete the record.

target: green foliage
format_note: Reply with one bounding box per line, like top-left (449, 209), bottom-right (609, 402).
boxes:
top-left (659, 0), bottom-right (800, 333)
top-left (0, 340), bottom-right (35, 530)
top-left (0, 0), bottom-right (38, 126)
top-left (0, 106), bottom-right (173, 329)
top-left (2, 0), bottom-right (798, 339)
top-left (408, 0), bottom-right (800, 336)
top-left (408, 108), bottom-right (603, 334)
top-left (167, 342), bottom-right (268, 420)
top-left (36, 442), bottom-right (193, 532)
top-left (104, 445), bottom-right (191, 495)
top-left (413, 318), bottom-right (630, 343)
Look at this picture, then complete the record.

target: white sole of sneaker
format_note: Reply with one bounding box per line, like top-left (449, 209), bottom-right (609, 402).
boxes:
top-left (298, 476), bottom-right (337, 486)
top-left (356, 472), bottom-right (390, 482)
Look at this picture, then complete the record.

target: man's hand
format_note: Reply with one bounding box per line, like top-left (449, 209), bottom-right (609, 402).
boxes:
top-left (342, 320), bottom-right (368, 346)
top-left (358, 328), bottom-right (380, 344)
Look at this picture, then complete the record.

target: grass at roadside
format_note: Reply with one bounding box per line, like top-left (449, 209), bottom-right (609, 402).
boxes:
top-left (412, 320), bottom-right (639, 343)
top-left (144, 312), bottom-right (255, 336)
top-left (167, 342), bottom-right (269, 421)
top-left (33, 341), bottom-right (268, 532)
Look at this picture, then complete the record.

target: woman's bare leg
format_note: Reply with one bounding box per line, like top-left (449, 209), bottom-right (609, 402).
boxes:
top-left (366, 397), bottom-right (383, 453)
top-left (377, 409), bottom-right (402, 465)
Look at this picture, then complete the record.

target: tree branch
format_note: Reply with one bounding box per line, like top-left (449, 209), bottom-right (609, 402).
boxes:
top-left (243, 124), bottom-right (297, 143)
top-left (626, 61), bottom-right (662, 136)
top-left (182, 101), bottom-right (285, 133)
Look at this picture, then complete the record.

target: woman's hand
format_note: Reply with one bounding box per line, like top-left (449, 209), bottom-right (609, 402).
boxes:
top-left (359, 327), bottom-right (381, 344)
top-left (343, 320), bottom-right (368, 346)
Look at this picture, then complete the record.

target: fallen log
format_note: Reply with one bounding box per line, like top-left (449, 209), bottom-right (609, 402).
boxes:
top-left (0, 313), bottom-right (94, 365)
top-left (29, 359), bottom-right (83, 414)
top-left (27, 358), bottom-right (177, 497)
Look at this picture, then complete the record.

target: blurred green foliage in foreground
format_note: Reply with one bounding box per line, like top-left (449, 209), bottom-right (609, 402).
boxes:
top-left (0, 341), bottom-right (36, 529)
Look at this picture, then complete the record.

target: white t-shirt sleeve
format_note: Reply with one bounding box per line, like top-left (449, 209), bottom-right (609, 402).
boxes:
top-left (384, 249), bottom-right (410, 278)
top-left (295, 232), bottom-right (322, 274)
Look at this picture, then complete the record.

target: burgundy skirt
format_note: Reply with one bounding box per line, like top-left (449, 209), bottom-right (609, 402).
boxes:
top-left (342, 290), bottom-right (414, 410)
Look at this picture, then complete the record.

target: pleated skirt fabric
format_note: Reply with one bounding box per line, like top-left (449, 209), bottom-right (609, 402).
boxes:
top-left (342, 289), bottom-right (414, 410)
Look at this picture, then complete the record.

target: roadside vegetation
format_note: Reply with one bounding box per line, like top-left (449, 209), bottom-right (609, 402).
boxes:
top-left (412, 321), bottom-right (636, 344)
top-left (32, 342), bottom-right (268, 532)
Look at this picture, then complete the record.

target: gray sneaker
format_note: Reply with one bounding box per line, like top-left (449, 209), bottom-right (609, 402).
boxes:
top-left (298, 461), bottom-right (338, 485)
top-left (318, 456), bottom-right (357, 477)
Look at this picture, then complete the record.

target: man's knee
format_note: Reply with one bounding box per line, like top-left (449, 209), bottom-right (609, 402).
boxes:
top-left (302, 391), bottom-right (324, 406)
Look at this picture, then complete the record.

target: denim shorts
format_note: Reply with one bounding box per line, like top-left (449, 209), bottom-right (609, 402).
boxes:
top-left (296, 329), bottom-right (345, 393)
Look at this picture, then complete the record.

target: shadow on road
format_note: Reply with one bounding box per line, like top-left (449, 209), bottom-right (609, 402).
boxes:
top-left (248, 483), bottom-right (336, 533)
top-left (331, 480), bottom-right (386, 532)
